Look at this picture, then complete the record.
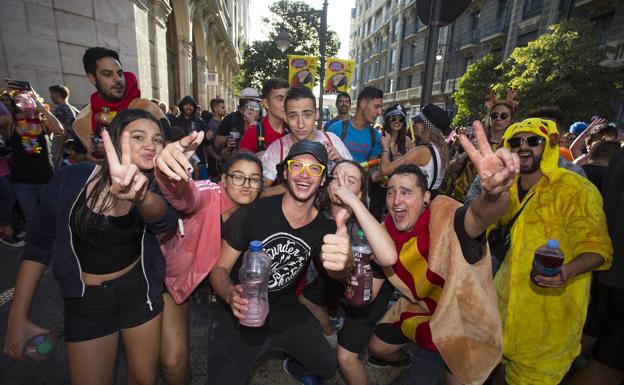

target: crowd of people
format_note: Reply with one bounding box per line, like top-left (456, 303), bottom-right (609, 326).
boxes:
top-left (0, 45), bottom-right (622, 385)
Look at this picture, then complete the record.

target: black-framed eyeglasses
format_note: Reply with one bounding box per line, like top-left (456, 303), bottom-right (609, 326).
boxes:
top-left (508, 135), bottom-right (544, 149)
top-left (286, 160), bottom-right (325, 177)
top-left (389, 116), bottom-right (404, 123)
top-left (226, 173), bottom-right (263, 189)
top-left (490, 112), bottom-right (510, 121)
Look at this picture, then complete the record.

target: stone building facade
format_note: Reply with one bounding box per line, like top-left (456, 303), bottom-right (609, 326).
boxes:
top-left (0, 0), bottom-right (249, 110)
top-left (349, 0), bottom-right (624, 118)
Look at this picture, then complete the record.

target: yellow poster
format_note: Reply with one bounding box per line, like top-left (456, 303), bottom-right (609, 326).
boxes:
top-left (288, 55), bottom-right (317, 89)
top-left (324, 58), bottom-right (355, 94)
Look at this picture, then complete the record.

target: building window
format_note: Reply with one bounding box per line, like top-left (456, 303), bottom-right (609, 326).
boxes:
top-left (390, 48), bottom-right (396, 66)
top-left (406, 74), bottom-right (412, 88)
top-left (516, 30), bottom-right (538, 47)
top-left (592, 12), bottom-right (614, 45)
top-left (471, 10), bottom-right (480, 41)
top-left (522, 0), bottom-right (543, 20)
top-left (464, 56), bottom-right (474, 73)
top-left (497, 0), bottom-right (509, 18)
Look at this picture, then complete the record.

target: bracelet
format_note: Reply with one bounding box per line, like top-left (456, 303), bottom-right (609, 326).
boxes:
top-left (381, 149), bottom-right (389, 153)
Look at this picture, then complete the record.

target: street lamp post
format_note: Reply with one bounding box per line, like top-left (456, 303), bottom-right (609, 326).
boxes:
top-left (274, 0), bottom-right (329, 130)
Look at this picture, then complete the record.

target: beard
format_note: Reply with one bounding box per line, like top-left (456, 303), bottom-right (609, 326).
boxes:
top-left (519, 151), bottom-right (542, 174)
top-left (95, 81), bottom-right (125, 103)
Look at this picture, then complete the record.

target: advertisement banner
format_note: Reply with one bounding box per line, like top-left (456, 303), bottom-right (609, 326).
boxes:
top-left (324, 58), bottom-right (355, 94)
top-left (288, 55), bottom-right (318, 89)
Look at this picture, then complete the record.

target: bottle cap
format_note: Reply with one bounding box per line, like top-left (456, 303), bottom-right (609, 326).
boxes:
top-left (249, 240), bottom-right (263, 252)
top-left (546, 239), bottom-right (559, 249)
top-left (36, 340), bottom-right (54, 355)
top-left (356, 230), bottom-right (365, 238)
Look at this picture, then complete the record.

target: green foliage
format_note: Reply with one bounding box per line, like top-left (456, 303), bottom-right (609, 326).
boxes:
top-left (497, 20), bottom-right (621, 125)
top-left (452, 53), bottom-right (502, 126)
top-left (239, 0), bottom-right (340, 91)
top-left (452, 19), bottom-right (624, 127)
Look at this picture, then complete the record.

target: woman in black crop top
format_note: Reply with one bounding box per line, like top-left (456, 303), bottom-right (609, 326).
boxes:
top-left (5, 109), bottom-right (170, 385)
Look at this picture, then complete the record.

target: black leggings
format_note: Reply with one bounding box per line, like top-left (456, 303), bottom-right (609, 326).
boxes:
top-left (206, 297), bottom-right (337, 384)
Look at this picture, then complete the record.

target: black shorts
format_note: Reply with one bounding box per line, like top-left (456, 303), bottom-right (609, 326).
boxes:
top-left (583, 281), bottom-right (624, 371)
top-left (63, 263), bottom-right (164, 342)
top-left (374, 322), bottom-right (411, 345)
top-left (302, 275), bottom-right (393, 354)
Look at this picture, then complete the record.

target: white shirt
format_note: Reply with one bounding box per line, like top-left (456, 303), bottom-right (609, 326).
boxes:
top-left (261, 130), bottom-right (352, 181)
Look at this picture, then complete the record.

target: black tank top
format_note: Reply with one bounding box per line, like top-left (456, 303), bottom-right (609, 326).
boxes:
top-left (70, 188), bottom-right (143, 274)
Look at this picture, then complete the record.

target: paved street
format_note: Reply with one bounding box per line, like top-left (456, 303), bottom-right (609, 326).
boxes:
top-left (0, 245), bottom-right (444, 385)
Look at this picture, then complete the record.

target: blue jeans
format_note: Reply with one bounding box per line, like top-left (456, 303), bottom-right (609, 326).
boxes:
top-left (0, 175), bottom-right (14, 226)
top-left (12, 182), bottom-right (47, 228)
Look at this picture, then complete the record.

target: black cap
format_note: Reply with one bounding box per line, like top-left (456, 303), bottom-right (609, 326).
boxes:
top-left (412, 103), bottom-right (451, 136)
top-left (276, 140), bottom-right (329, 182)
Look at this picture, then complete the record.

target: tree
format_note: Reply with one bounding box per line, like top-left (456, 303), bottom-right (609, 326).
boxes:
top-left (238, 0), bottom-right (341, 91)
top-left (452, 20), bottom-right (624, 128)
top-left (452, 53), bottom-right (502, 126)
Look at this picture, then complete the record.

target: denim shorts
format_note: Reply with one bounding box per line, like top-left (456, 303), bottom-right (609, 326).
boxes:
top-left (63, 263), bottom-right (163, 342)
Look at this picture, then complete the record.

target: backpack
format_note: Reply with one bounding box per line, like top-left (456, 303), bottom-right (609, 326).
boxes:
top-left (340, 119), bottom-right (376, 151)
top-left (256, 117), bottom-right (265, 152)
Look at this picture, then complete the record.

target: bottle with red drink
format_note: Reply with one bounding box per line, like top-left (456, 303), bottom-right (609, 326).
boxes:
top-left (92, 107), bottom-right (115, 158)
top-left (238, 240), bottom-right (271, 327)
top-left (22, 332), bottom-right (57, 361)
top-left (531, 239), bottom-right (564, 286)
top-left (345, 230), bottom-right (373, 307)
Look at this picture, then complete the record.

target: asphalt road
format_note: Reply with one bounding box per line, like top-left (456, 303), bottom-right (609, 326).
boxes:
top-left (0, 245), bottom-right (444, 385)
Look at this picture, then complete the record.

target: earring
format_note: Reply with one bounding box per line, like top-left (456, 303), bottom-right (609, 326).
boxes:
top-left (423, 201), bottom-right (430, 208)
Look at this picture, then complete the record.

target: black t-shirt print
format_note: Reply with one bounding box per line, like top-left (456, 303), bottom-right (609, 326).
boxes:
top-left (223, 194), bottom-right (336, 303)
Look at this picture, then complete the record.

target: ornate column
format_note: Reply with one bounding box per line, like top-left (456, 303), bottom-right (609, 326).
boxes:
top-left (178, 38), bottom-right (193, 97)
top-left (149, 0), bottom-right (172, 101)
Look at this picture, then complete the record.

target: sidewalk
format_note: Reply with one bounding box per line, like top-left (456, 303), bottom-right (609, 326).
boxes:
top-left (0, 246), bottom-right (444, 384)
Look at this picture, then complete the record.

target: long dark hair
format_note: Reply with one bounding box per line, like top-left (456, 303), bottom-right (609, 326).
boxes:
top-left (382, 116), bottom-right (408, 157)
top-left (319, 160), bottom-right (369, 216)
top-left (74, 109), bottom-right (162, 240)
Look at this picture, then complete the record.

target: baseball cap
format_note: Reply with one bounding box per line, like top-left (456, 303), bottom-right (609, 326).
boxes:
top-left (239, 87), bottom-right (260, 100)
top-left (276, 140), bottom-right (329, 182)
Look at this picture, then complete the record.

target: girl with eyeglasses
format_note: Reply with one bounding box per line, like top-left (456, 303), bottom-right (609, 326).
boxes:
top-left (154, 134), bottom-right (263, 385)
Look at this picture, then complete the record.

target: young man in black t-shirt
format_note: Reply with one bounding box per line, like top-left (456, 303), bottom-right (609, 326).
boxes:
top-left (208, 140), bottom-right (351, 384)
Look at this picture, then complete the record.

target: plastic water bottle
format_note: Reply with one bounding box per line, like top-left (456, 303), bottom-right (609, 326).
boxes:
top-left (238, 240), bottom-right (271, 327)
top-left (345, 230), bottom-right (373, 307)
top-left (22, 332), bottom-right (57, 361)
top-left (531, 239), bottom-right (564, 286)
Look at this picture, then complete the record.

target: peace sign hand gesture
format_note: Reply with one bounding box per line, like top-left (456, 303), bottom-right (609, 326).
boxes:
top-left (458, 121), bottom-right (519, 199)
top-left (155, 131), bottom-right (205, 181)
top-left (102, 130), bottom-right (149, 203)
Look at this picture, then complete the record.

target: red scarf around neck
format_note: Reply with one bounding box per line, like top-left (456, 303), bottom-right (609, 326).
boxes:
top-left (384, 207), bottom-right (430, 256)
top-left (90, 71), bottom-right (140, 133)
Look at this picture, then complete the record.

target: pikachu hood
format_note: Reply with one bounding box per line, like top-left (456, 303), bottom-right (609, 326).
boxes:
top-left (501, 118), bottom-right (561, 181)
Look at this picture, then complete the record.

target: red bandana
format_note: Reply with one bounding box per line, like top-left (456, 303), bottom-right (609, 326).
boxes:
top-left (384, 207), bottom-right (430, 256)
top-left (89, 71), bottom-right (140, 133)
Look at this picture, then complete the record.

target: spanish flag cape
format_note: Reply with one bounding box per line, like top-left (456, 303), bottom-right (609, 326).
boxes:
top-left (383, 195), bottom-right (502, 385)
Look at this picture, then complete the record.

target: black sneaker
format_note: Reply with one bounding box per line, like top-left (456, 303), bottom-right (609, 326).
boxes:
top-left (367, 350), bottom-right (412, 369)
top-left (0, 234), bottom-right (26, 248)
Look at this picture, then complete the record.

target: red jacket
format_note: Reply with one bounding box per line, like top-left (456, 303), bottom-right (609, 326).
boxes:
top-left (156, 168), bottom-right (233, 304)
top-left (239, 116), bottom-right (286, 153)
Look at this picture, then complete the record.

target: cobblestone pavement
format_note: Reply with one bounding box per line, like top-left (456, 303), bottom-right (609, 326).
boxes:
top-left (0, 245), bottom-right (444, 385)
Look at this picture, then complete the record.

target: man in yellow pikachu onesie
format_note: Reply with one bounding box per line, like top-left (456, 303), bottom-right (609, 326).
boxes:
top-left (493, 118), bottom-right (612, 384)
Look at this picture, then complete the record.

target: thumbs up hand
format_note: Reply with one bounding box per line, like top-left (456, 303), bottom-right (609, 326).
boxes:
top-left (321, 208), bottom-right (352, 272)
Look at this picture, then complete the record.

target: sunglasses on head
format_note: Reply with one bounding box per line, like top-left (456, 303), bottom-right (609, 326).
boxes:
top-left (490, 112), bottom-right (510, 121)
top-left (507, 135), bottom-right (544, 149)
top-left (389, 116), bottom-right (404, 123)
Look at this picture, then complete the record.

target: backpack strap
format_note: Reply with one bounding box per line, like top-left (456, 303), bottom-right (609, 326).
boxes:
top-left (279, 137), bottom-right (284, 161)
top-left (426, 144), bottom-right (438, 190)
top-left (341, 120), bottom-right (348, 141)
top-left (256, 119), bottom-right (265, 151)
top-left (322, 131), bottom-right (334, 147)
top-left (368, 126), bottom-right (376, 148)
